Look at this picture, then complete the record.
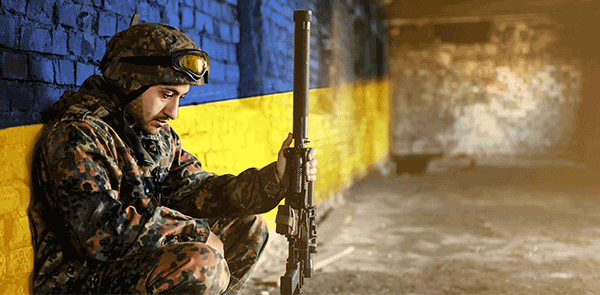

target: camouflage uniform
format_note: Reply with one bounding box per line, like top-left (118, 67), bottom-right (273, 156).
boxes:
top-left (29, 23), bottom-right (286, 294)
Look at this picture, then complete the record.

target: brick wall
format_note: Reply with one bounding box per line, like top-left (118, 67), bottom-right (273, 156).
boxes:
top-left (0, 80), bottom-right (391, 293)
top-left (0, 0), bottom-right (390, 292)
top-left (0, 0), bottom-right (326, 129)
top-left (388, 14), bottom-right (583, 158)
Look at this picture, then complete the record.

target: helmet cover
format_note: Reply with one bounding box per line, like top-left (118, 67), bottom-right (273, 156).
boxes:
top-left (100, 23), bottom-right (207, 96)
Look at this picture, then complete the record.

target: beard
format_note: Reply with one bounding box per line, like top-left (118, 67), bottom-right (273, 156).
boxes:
top-left (125, 98), bottom-right (169, 135)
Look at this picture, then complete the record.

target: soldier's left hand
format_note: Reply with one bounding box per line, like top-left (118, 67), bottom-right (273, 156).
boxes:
top-left (277, 133), bottom-right (318, 183)
top-left (306, 147), bottom-right (317, 182)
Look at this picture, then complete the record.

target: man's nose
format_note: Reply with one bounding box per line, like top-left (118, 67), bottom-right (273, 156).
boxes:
top-left (163, 97), bottom-right (179, 120)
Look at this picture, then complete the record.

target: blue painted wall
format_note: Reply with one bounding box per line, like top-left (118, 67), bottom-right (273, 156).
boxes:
top-left (0, 0), bottom-right (322, 128)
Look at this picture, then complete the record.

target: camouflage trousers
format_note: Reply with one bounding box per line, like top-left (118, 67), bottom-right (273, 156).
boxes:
top-left (95, 214), bottom-right (268, 294)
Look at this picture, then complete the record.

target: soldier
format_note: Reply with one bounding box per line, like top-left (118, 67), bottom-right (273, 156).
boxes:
top-left (28, 23), bottom-right (317, 294)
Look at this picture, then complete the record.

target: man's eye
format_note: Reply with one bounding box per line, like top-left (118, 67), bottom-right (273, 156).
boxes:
top-left (163, 93), bottom-right (173, 99)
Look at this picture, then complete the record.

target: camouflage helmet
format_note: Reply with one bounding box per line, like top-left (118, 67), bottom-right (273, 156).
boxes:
top-left (100, 23), bottom-right (209, 96)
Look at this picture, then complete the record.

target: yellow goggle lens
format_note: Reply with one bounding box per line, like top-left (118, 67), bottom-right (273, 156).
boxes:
top-left (181, 54), bottom-right (208, 75)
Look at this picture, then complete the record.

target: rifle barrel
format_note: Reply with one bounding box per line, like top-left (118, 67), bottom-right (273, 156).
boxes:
top-left (293, 10), bottom-right (311, 148)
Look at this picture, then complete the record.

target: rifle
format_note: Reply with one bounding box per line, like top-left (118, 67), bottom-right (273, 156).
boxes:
top-left (275, 10), bottom-right (317, 295)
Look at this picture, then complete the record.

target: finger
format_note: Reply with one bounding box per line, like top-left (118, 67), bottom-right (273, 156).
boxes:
top-left (307, 147), bottom-right (316, 160)
top-left (305, 163), bottom-right (317, 181)
top-left (279, 133), bottom-right (293, 158)
top-left (305, 161), bottom-right (317, 176)
top-left (305, 161), bottom-right (317, 170)
top-left (282, 133), bottom-right (293, 149)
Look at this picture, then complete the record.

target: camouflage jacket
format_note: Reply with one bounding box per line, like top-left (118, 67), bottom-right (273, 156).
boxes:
top-left (29, 75), bottom-right (286, 290)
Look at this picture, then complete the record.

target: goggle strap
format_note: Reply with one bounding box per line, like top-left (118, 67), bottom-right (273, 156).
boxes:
top-left (116, 53), bottom-right (208, 82)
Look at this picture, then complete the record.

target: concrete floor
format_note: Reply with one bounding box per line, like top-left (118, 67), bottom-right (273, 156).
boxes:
top-left (242, 157), bottom-right (600, 295)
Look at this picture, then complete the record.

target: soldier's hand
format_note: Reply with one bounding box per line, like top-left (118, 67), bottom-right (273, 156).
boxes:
top-left (276, 133), bottom-right (293, 182)
top-left (276, 133), bottom-right (318, 183)
top-left (306, 147), bottom-right (317, 182)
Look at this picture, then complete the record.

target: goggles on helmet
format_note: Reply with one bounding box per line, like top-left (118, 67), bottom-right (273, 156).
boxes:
top-left (118, 49), bottom-right (210, 82)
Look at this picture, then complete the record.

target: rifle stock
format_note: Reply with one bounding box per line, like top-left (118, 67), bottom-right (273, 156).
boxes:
top-left (275, 10), bottom-right (317, 295)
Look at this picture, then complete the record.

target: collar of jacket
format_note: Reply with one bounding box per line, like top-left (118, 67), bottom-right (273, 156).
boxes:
top-left (45, 75), bottom-right (154, 165)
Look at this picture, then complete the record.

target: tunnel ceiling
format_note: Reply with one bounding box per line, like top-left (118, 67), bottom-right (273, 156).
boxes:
top-left (373, 0), bottom-right (599, 20)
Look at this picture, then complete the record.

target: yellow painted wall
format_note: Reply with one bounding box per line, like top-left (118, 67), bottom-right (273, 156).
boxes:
top-left (0, 79), bottom-right (389, 293)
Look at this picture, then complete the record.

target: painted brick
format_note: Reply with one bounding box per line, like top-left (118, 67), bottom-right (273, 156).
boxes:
top-left (8, 247), bottom-right (32, 281)
top-left (1, 52), bottom-right (27, 80)
top-left (200, 0), bottom-right (210, 13)
top-left (147, 4), bottom-right (162, 22)
top-left (94, 37), bottom-right (107, 63)
top-left (222, 42), bottom-right (230, 61)
top-left (228, 44), bottom-right (237, 63)
top-left (116, 15), bottom-right (129, 33)
top-left (57, 4), bottom-right (77, 28)
top-left (217, 83), bottom-right (237, 100)
top-left (34, 83), bottom-right (63, 112)
top-left (184, 0), bottom-right (194, 7)
top-left (163, 12), bottom-right (180, 29)
top-left (79, 9), bottom-right (96, 33)
top-left (185, 31), bottom-right (201, 49)
top-left (136, 1), bottom-right (149, 17)
top-left (210, 60), bottom-right (225, 82)
top-left (276, 78), bottom-right (289, 92)
top-left (104, 0), bottom-right (135, 17)
top-left (76, 62), bottom-right (95, 86)
top-left (202, 37), bottom-right (216, 58)
top-left (232, 21), bottom-right (240, 43)
top-left (218, 22), bottom-right (231, 42)
top-left (209, 41), bottom-right (219, 60)
top-left (0, 186), bottom-right (20, 214)
top-left (51, 29), bottom-right (68, 56)
top-left (20, 26), bottom-right (51, 53)
top-left (156, 0), bottom-right (168, 6)
top-left (264, 78), bottom-right (275, 91)
top-left (29, 55), bottom-right (54, 83)
top-left (216, 42), bottom-right (226, 61)
top-left (266, 52), bottom-right (277, 76)
top-left (195, 11), bottom-right (214, 35)
top-left (221, 3), bottom-right (234, 23)
top-left (2, 0), bottom-right (26, 14)
top-left (181, 6), bottom-right (194, 28)
top-left (82, 33), bottom-right (95, 59)
top-left (55, 59), bottom-right (75, 85)
top-left (0, 217), bottom-right (4, 247)
top-left (226, 63), bottom-right (239, 83)
top-left (0, 80), bottom-right (9, 111)
top-left (183, 82), bottom-right (215, 104)
top-left (98, 12), bottom-right (117, 37)
top-left (0, 14), bottom-right (19, 48)
top-left (210, 1), bottom-right (221, 20)
top-left (5, 82), bottom-right (33, 111)
top-left (74, 0), bottom-right (102, 7)
top-left (8, 216), bottom-right (31, 249)
top-left (26, 0), bottom-right (53, 25)
top-left (67, 32), bottom-right (82, 57)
